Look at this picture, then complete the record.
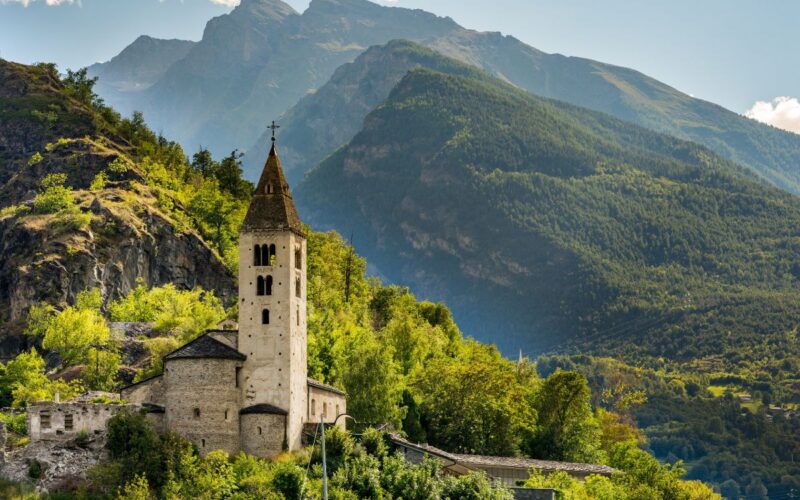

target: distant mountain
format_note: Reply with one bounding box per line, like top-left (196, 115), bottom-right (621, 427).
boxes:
top-left (296, 66), bottom-right (800, 360)
top-left (93, 0), bottom-right (460, 156)
top-left (0, 59), bottom-right (235, 356)
top-left (243, 40), bottom-right (490, 184)
top-left (94, 0), bottom-right (800, 193)
top-left (87, 35), bottom-right (195, 116)
top-left (426, 30), bottom-right (800, 194)
top-left (243, 32), bottom-right (800, 194)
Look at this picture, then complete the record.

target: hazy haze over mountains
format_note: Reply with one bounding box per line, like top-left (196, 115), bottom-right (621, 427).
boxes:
top-left (89, 0), bottom-right (800, 196)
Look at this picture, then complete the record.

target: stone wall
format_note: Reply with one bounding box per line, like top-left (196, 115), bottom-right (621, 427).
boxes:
top-left (307, 385), bottom-right (347, 428)
top-left (240, 413), bottom-right (286, 458)
top-left (27, 403), bottom-right (137, 442)
top-left (163, 357), bottom-right (241, 456)
top-left (121, 374), bottom-right (165, 406)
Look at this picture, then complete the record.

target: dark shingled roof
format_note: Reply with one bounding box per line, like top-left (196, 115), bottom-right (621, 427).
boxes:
top-left (389, 434), bottom-right (616, 476)
top-left (164, 334), bottom-right (246, 361)
top-left (452, 454), bottom-right (617, 476)
top-left (120, 373), bottom-right (163, 391)
top-left (240, 403), bottom-right (288, 415)
top-left (241, 143), bottom-right (304, 235)
top-left (307, 378), bottom-right (346, 396)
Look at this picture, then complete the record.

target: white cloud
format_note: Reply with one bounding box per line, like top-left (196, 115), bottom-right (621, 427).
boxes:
top-left (745, 96), bottom-right (800, 135)
top-left (208, 0), bottom-right (239, 5)
top-left (0, 0), bottom-right (80, 5)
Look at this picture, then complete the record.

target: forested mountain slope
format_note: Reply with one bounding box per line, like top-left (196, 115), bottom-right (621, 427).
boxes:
top-left (297, 67), bottom-right (800, 364)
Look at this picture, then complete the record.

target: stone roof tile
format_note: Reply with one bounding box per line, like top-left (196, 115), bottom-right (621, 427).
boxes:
top-left (164, 334), bottom-right (246, 361)
top-left (240, 403), bottom-right (288, 415)
top-left (308, 377), bottom-right (346, 396)
top-left (242, 143), bottom-right (304, 235)
top-left (452, 454), bottom-right (617, 476)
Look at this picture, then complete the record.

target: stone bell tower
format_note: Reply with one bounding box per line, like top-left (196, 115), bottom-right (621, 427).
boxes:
top-left (238, 133), bottom-right (307, 451)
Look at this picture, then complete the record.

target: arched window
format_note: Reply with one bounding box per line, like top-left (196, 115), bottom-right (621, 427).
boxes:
top-left (193, 408), bottom-right (200, 418)
top-left (224, 409), bottom-right (229, 420)
top-left (311, 399), bottom-right (316, 416)
top-left (258, 426), bottom-right (262, 435)
top-left (296, 305), bottom-right (300, 326)
top-left (253, 245), bottom-right (261, 266)
top-left (323, 402), bottom-right (328, 418)
top-left (266, 275), bottom-right (273, 296)
top-left (295, 247), bottom-right (302, 269)
top-left (201, 439), bottom-right (206, 448)
top-left (269, 244), bottom-right (277, 266)
top-left (256, 276), bottom-right (265, 296)
top-left (267, 183), bottom-right (274, 194)
top-left (262, 309), bottom-right (270, 325)
top-left (261, 244), bottom-right (269, 266)
top-left (295, 277), bottom-right (301, 298)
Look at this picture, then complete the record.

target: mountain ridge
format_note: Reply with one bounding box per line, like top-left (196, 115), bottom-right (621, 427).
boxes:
top-left (296, 65), bottom-right (800, 363)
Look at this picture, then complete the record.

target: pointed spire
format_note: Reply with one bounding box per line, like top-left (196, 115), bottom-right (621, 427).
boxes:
top-left (241, 141), bottom-right (304, 235)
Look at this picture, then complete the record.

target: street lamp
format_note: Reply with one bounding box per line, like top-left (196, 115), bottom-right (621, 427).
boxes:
top-left (321, 412), bottom-right (355, 500)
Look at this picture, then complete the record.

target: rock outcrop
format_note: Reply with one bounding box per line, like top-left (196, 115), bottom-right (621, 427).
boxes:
top-left (0, 59), bottom-right (236, 359)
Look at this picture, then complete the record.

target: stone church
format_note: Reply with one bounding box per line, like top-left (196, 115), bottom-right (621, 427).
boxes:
top-left (115, 141), bottom-right (347, 457)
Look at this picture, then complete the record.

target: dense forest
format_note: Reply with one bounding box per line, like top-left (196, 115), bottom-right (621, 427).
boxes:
top-left (296, 66), bottom-right (800, 497)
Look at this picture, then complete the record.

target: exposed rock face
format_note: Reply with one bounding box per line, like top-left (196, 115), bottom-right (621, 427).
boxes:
top-left (88, 36), bottom-right (196, 93)
top-left (0, 59), bottom-right (236, 358)
top-left (0, 435), bottom-right (107, 493)
top-left (94, 0), bottom-right (461, 156)
top-left (0, 191), bottom-right (235, 358)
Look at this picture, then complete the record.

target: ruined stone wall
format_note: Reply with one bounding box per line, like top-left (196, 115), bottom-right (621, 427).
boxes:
top-left (27, 403), bottom-right (137, 442)
top-left (163, 358), bottom-right (241, 456)
top-left (240, 413), bottom-right (286, 458)
top-left (121, 375), bottom-right (165, 406)
top-left (307, 386), bottom-right (347, 428)
top-left (238, 230), bottom-right (307, 450)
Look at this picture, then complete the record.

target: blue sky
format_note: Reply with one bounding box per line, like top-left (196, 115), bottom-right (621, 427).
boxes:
top-left (1, 0), bottom-right (798, 126)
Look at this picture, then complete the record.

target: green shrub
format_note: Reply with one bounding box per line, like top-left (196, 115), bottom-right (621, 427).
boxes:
top-left (441, 472), bottom-right (513, 500)
top-left (359, 427), bottom-right (388, 458)
top-left (269, 461), bottom-right (304, 500)
top-left (0, 204), bottom-right (30, 219)
top-left (32, 173), bottom-right (75, 215)
top-left (89, 171), bottom-right (107, 191)
top-left (107, 157), bottom-right (129, 175)
top-left (332, 454), bottom-right (385, 499)
top-left (28, 459), bottom-right (44, 480)
top-left (75, 429), bottom-right (91, 447)
top-left (27, 152), bottom-right (43, 166)
top-left (0, 412), bottom-right (28, 435)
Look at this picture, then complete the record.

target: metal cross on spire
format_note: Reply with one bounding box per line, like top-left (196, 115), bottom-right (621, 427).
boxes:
top-left (268, 120), bottom-right (280, 142)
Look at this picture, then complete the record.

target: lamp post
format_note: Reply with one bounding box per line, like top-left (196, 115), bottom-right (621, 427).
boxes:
top-left (321, 412), bottom-right (355, 500)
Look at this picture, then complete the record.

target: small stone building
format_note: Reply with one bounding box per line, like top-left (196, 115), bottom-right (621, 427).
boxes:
top-left (118, 141), bottom-right (346, 457)
top-left (27, 401), bottom-right (138, 442)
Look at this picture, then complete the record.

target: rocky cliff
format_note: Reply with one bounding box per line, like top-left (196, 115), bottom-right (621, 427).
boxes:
top-left (0, 59), bottom-right (235, 358)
